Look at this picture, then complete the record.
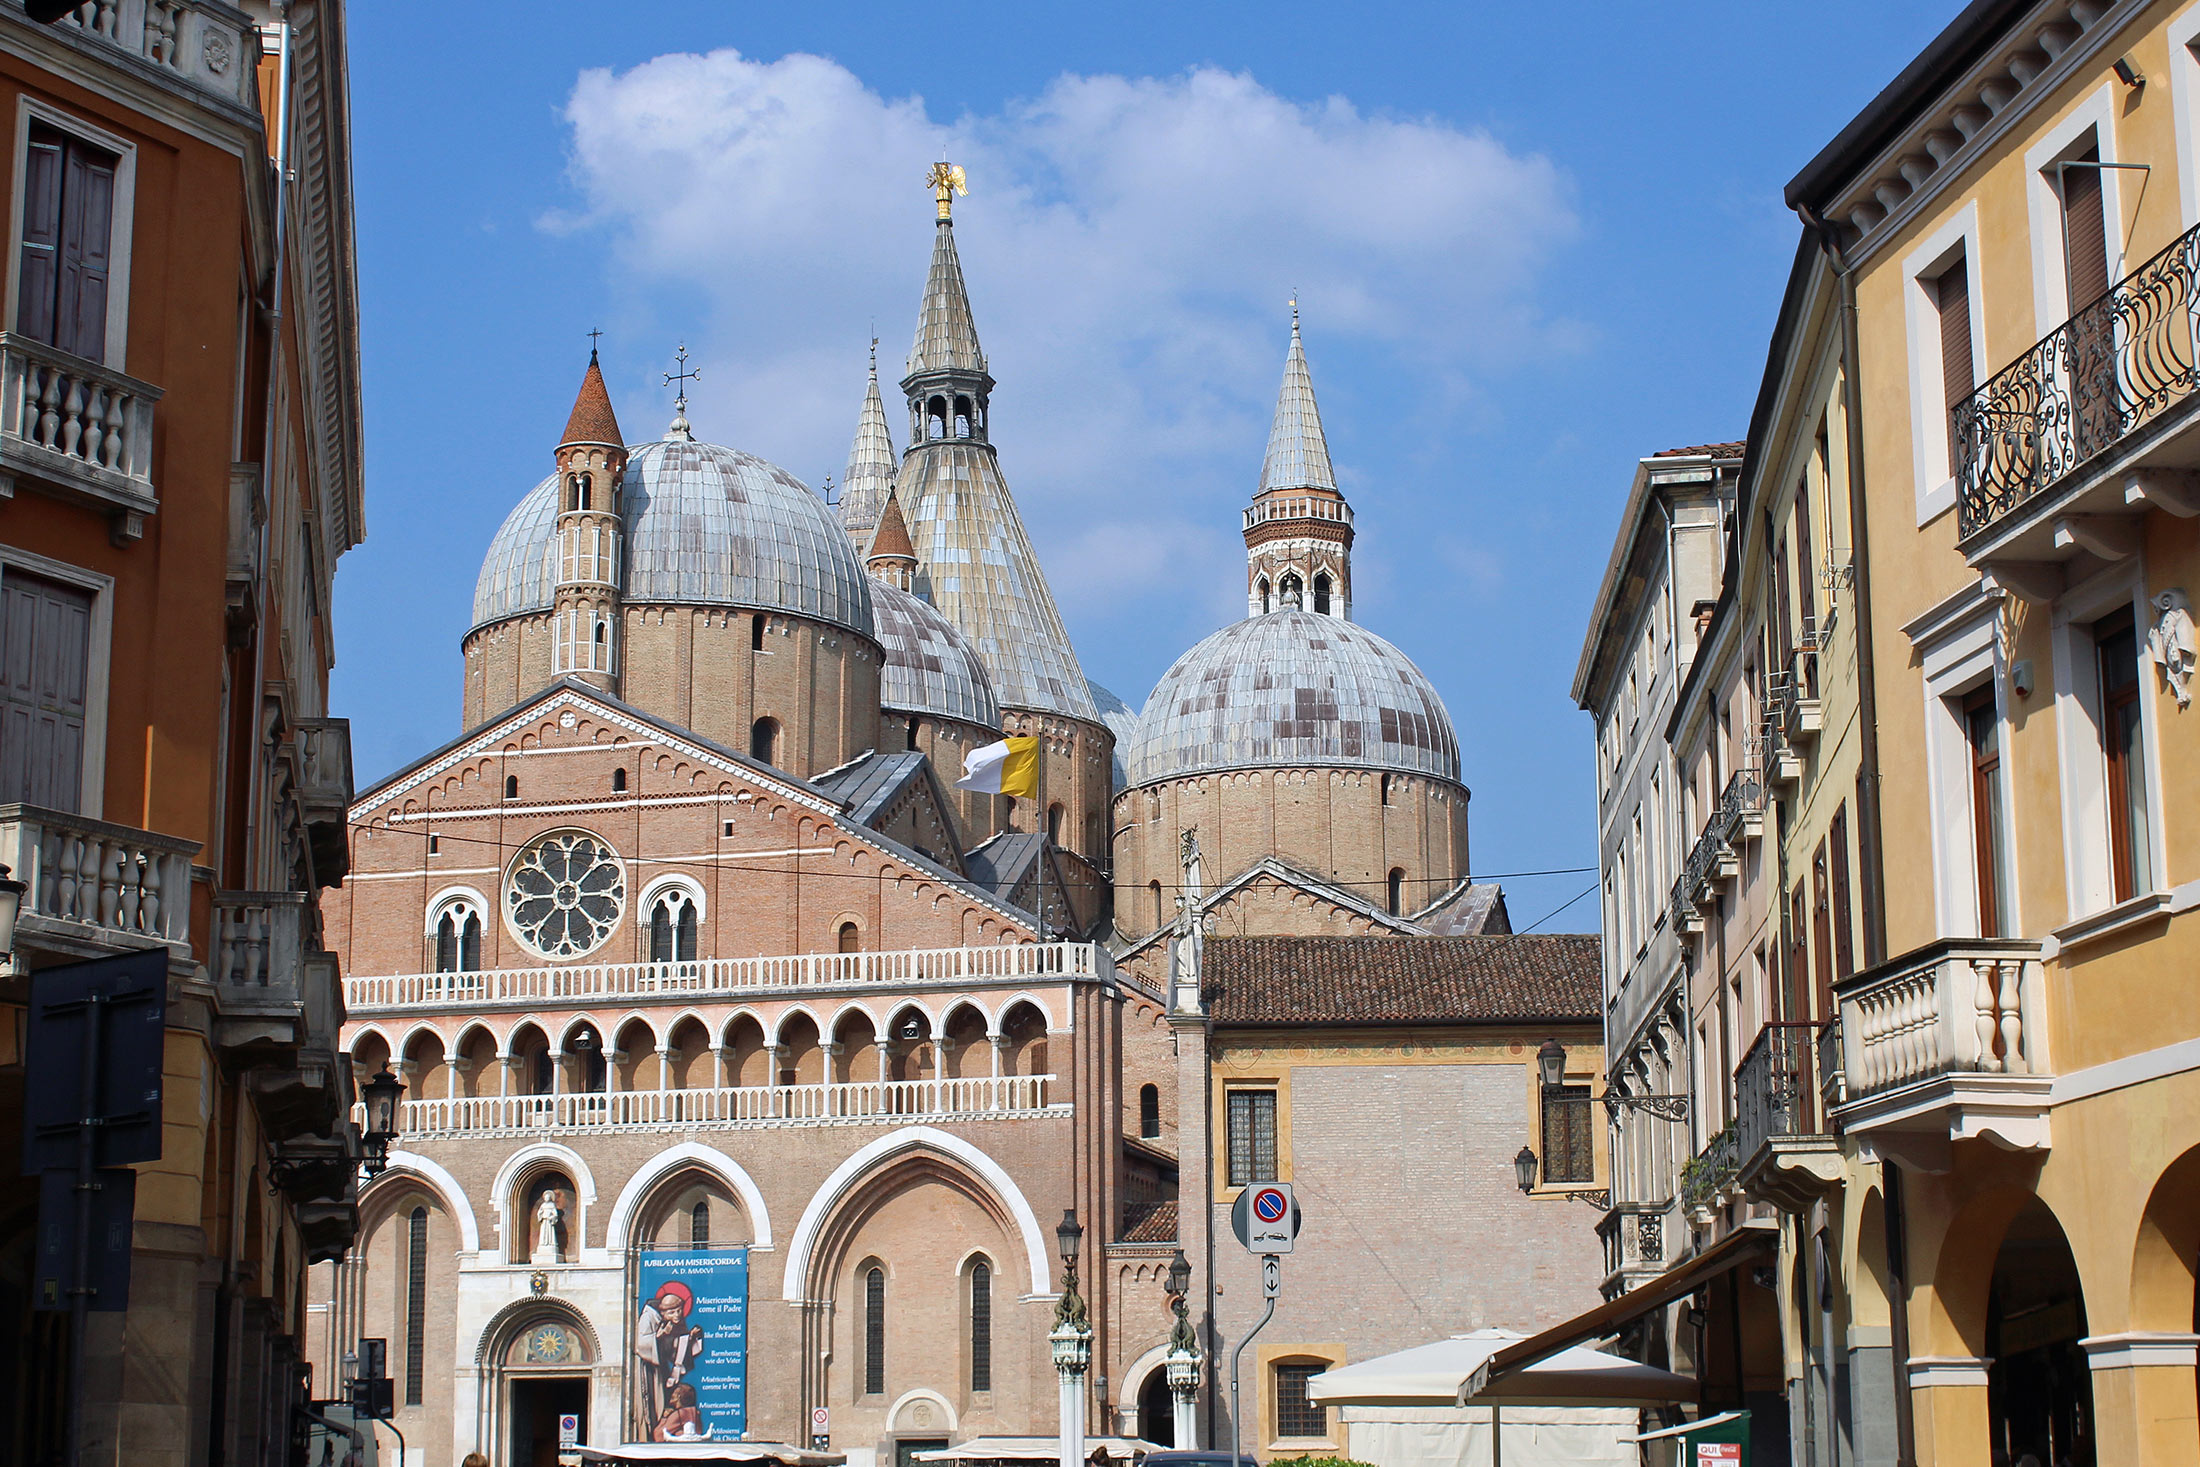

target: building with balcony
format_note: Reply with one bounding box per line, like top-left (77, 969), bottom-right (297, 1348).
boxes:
top-left (0, 4), bottom-right (364, 1466)
top-left (1780, 1), bottom-right (2200, 1463)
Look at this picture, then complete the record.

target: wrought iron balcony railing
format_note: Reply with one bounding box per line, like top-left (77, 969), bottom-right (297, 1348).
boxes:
top-left (1734, 1021), bottom-right (1828, 1164)
top-left (1716, 768), bottom-right (1765, 844)
top-left (1956, 217), bottom-right (2200, 539)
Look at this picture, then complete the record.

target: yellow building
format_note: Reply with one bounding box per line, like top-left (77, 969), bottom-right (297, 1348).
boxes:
top-left (1783, 1), bottom-right (2200, 1463)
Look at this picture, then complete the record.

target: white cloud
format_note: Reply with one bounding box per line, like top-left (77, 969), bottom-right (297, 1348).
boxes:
top-left (554, 48), bottom-right (1578, 698)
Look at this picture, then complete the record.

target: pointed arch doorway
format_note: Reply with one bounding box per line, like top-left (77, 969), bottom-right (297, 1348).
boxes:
top-left (486, 1307), bottom-right (598, 1467)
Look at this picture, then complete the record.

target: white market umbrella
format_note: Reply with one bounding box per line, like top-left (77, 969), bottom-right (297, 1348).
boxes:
top-left (1308, 1328), bottom-right (1694, 1467)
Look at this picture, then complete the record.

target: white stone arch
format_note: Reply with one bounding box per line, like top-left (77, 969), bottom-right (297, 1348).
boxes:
top-left (423, 883), bottom-right (491, 935)
top-left (766, 1003), bottom-right (825, 1048)
top-left (885, 1388), bottom-right (958, 1435)
top-left (368, 1149), bottom-right (482, 1254)
top-left (1120, 1340), bottom-right (1177, 1432)
top-left (606, 1009), bottom-right (663, 1054)
top-left (347, 1023), bottom-right (395, 1059)
top-left (882, 997), bottom-right (938, 1037)
top-left (991, 991), bottom-right (1055, 1038)
top-left (552, 1012), bottom-right (610, 1052)
top-left (822, 998), bottom-right (882, 1041)
top-left (780, 1125), bottom-right (1051, 1300)
top-left (604, 1141), bottom-right (776, 1252)
top-left (636, 871), bottom-right (708, 923)
top-left (449, 1017), bottom-right (499, 1056)
top-left (502, 1014), bottom-right (555, 1060)
top-left (491, 1141), bottom-right (599, 1260)
top-left (394, 1019), bottom-right (451, 1061)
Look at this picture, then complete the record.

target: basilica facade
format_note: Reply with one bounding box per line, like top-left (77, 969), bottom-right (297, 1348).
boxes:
top-left (307, 173), bottom-right (1539, 1467)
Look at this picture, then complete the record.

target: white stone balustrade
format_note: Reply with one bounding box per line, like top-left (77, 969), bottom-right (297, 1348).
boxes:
top-left (211, 890), bottom-right (308, 995)
top-left (345, 940), bottom-right (1101, 1012)
top-left (1242, 496), bottom-right (1352, 529)
top-left (0, 802), bottom-right (196, 953)
top-left (366, 1073), bottom-right (1057, 1139)
top-left (43, 1), bottom-right (256, 107)
top-left (0, 333), bottom-right (163, 532)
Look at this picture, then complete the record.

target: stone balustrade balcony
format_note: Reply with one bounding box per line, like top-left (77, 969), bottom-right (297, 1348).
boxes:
top-left (32, 1), bottom-right (259, 110)
top-left (289, 717), bottom-right (353, 882)
top-left (344, 940), bottom-right (1103, 1014)
top-left (1242, 496), bottom-right (1353, 530)
top-left (0, 802), bottom-right (196, 962)
top-left (369, 1073), bottom-right (1060, 1141)
top-left (0, 333), bottom-right (163, 541)
top-left (1830, 938), bottom-right (2051, 1171)
top-left (1597, 1200), bottom-right (1674, 1301)
top-left (211, 889), bottom-right (347, 1141)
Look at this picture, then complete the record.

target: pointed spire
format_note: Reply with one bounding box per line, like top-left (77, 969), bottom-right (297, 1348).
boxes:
top-left (869, 487), bottom-right (915, 565)
top-left (905, 168), bottom-right (987, 380)
top-left (561, 351), bottom-right (623, 448)
top-left (1257, 310), bottom-right (1336, 495)
top-left (839, 343), bottom-right (898, 539)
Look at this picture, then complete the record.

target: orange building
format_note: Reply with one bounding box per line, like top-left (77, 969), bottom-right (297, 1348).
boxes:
top-left (0, 4), bottom-right (363, 1466)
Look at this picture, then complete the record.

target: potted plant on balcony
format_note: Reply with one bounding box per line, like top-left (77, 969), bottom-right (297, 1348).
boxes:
top-left (1679, 1121), bottom-right (1738, 1227)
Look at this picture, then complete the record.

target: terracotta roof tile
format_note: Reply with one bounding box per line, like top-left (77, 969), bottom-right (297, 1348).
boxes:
top-left (561, 354), bottom-right (624, 447)
top-left (868, 488), bottom-right (916, 562)
top-left (1122, 1200), bottom-right (1177, 1243)
top-left (1204, 934), bottom-right (1601, 1027)
top-left (1650, 441), bottom-right (1745, 460)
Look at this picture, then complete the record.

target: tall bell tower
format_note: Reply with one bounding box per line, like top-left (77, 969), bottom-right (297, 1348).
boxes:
top-left (551, 347), bottom-right (628, 693)
top-left (1244, 308), bottom-right (1353, 620)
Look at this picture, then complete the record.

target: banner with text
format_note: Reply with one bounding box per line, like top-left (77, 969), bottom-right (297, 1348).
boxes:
top-left (629, 1248), bottom-right (747, 1442)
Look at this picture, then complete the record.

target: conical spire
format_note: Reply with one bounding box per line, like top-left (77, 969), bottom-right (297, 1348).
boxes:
top-left (869, 487), bottom-right (915, 565)
top-left (840, 344), bottom-right (898, 540)
top-left (905, 211), bottom-right (988, 379)
top-left (561, 349), bottom-right (624, 447)
top-left (1257, 311), bottom-right (1336, 494)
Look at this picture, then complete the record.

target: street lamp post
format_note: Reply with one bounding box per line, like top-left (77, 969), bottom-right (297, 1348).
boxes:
top-left (1052, 1209), bottom-right (1092, 1467)
top-left (1162, 1248), bottom-right (1200, 1448)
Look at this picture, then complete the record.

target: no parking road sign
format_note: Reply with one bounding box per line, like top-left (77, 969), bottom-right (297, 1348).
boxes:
top-left (1230, 1182), bottom-right (1299, 1254)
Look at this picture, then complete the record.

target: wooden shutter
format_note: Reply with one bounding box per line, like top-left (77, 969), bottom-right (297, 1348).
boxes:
top-left (1937, 258), bottom-right (1973, 469)
top-left (1795, 476), bottom-right (1817, 635)
top-left (17, 128), bottom-right (62, 347)
top-left (56, 139), bottom-right (115, 361)
top-left (1787, 883), bottom-right (1810, 1024)
top-left (1812, 841), bottom-right (1835, 1022)
top-left (2063, 147), bottom-right (2110, 311)
top-left (1830, 804), bottom-right (1855, 980)
top-left (0, 569), bottom-right (93, 811)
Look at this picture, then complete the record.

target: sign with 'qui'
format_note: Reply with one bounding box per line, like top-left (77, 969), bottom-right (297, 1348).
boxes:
top-left (629, 1248), bottom-right (748, 1443)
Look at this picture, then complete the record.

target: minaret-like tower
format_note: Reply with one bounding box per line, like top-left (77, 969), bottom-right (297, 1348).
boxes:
top-left (1244, 309), bottom-right (1352, 620)
top-left (839, 338), bottom-right (899, 546)
top-left (866, 488), bottom-right (917, 592)
top-left (894, 162), bottom-right (1112, 868)
top-left (552, 349), bottom-right (628, 692)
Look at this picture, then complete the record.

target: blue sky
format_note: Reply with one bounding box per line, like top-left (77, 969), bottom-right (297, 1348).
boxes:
top-left (337, 2), bottom-right (1953, 932)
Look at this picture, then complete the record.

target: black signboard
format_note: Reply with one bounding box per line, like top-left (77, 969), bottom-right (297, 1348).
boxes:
top-left (31, 1167), bottom-right (135, 1312)
top-left (21, 950), bottom-right (169, 1172)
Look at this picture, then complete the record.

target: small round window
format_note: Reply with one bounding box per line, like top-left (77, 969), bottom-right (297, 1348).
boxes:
top-left (505, 830), bottom-right (625, 959)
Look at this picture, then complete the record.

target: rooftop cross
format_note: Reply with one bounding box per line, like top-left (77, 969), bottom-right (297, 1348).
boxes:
top-left (587, 326), bottom-right (603, 362)
top-left (663, 343), bottom-right (701, 413)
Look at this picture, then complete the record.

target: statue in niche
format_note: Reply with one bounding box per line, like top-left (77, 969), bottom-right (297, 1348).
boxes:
top-left (533, 1188), bottom-right (564, 1264)
top-left (2146, 588), bottom-right (2195, 709)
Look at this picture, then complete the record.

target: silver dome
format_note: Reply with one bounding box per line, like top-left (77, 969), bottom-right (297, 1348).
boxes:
top-left (1089, 681), bottom-right (1141, 788)
top-left (871, 580), bottom-right (1000, 729)
top-left (470, 434), bottom-right (874, 639)
top-left (1125, 611), bottom-right (1460, 786)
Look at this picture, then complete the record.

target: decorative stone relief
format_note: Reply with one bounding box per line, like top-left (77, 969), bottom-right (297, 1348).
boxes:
top-left (2146, 588), bottom-right (2194, 709)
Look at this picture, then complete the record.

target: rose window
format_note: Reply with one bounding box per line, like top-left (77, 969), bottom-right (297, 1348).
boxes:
top-left (505, 831), bottom-right (625, 958)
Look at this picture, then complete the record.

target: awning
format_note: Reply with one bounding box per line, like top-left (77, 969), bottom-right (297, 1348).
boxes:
top-left (578, 1444), bottom-right (845, 1466)
top-left (1463, 1222), bottom-right (1777, 1401)
top-left (912, 1438), bottom-right (1164, 1463)
top-left (1308, 1328), bottom-right (1696, 1409)
top-left (1624, 1410), bottom-right (1749, 1443)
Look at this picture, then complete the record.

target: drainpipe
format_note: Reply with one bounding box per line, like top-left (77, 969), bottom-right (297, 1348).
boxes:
top-left (1795, 202), bottom-right (1908, 1467)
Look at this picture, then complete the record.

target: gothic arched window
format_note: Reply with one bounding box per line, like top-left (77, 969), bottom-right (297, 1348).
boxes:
top-left (838, 921), bottom-right (860, 954)
top-left (612, 767), bottom-right (627, 792)
top-left (405, 1206), bottom-right (428, 1405)
top-left (969, 1259), bottom-right (993, 1393)
top-left (863, 1265), bottom-right (887, 1395)
top-left (1139, 1083), bottom-right (1161, 1139)
top-left (750, 718), bottom-right (779, 766)
top-left (433, 897), bottom-right (483, 974)
top-left (1313, 572), bottom-right (1332, 615)
top-left (690, 1199), bottom-right (710, 1245)
top-left (1258, 577), bottom-right (1272, 614)
top-left (504, 774), bottom-right (519, 800)
top-left (648, 887), bottom-right (698, 965)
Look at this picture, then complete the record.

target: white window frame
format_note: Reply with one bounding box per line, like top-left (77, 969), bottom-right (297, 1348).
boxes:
top-left (637, 872), bottom-right (708, 926)
top-left (2049, 562), bottom-right (2164, 921)
top-left (0, 544), bottom-right (111, 813)
top-left (1912, 584), bottom-right (2015, 940)
top-left (2024, 83), bottom-right (2125, 334)
top-left (2167, 2), bottom-right (2200, 229)
top-left (425, 884), bottom-right (490, 936)
top-left (5, 97), bottom-right (138, 368)
top-left (1900, 201), bottom-right (1984, 527)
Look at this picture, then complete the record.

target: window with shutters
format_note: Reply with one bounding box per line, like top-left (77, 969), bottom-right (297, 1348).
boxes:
top-left (405, 1206), bottom-right (428, 1406)
top-left (1226, 1088), bottom-right (1277, 1187)
top-left (1829, 804), bottom-right (1855, 981)
top-left (1902, 204), bottom-right (1981, 522)
top-left (2096, 608), bottom-right (2152, 902)
top-left (15, 121), bottom-right (122, 364)
top-left (1964, 690), bottom-right (2011, 937)
top-left (0, 566), bottom-right (94, 810)
top-left (1934, 257), bottom-right (1973, 474)
top-left (1540, 1084), bottom-right (1593, 1184)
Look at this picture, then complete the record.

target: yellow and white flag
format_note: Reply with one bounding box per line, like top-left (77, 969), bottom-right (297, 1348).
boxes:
top-left (956, 736), bottom-right (1040, 797)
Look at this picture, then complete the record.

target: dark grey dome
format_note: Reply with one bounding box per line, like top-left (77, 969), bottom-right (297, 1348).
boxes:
top-left (871, 580), bottom-right (1000, 729)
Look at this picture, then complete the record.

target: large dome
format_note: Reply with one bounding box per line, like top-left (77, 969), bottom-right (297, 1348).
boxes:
top-left (1125, 611), bottom-right (1460, 786)
top-left (871, 580), bottom-right (1000, 729)
top-left (471, 434), bottom-right (874, 639)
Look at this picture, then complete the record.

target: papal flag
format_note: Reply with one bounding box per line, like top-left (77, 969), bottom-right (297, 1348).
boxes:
top-left (955, 736), bottom-right (1040, 797)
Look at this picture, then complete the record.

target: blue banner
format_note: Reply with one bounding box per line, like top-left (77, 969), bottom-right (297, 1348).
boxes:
top-left (629, 1248), bottom-right (748, 1442)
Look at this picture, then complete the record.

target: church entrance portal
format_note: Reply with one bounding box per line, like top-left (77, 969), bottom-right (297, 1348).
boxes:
top-left (509, 1377), bottom-right (587, 1467)
top-left (893, 1439), bottom-right (950, 1467)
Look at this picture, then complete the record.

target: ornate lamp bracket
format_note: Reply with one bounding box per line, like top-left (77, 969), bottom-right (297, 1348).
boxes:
top-left (1601, 1091), bottom-right (1692, 1123)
